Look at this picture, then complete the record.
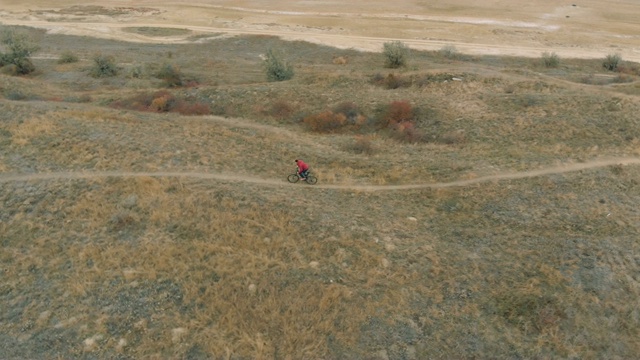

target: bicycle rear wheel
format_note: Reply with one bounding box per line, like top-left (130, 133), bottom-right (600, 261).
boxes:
top-left (306, 175), bottom-right (318, 185)
top-left (287, 174), bottom-right (300, 183)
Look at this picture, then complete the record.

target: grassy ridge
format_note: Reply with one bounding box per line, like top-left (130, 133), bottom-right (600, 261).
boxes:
top-left (1, 25), bottom-right (640, 358)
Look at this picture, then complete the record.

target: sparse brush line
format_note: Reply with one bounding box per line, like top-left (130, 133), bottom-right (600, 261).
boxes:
top-left (1, 158), bottom-right (638, 191)
top-left (4, 19), bottom-right (640, 62)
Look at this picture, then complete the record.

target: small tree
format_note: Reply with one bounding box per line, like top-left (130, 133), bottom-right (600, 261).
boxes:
top-left (603, 53), bottom-right (622, 71)
top-left (541, 52), bottom-right (560, 68)
top-left (383, 41), bottom-right (409, 68)
top-left (0, 30), bottom-right (39, 75)
top-left (264, 48), bottom-right (294, 82)
top-left (90, 54), bottom-right (118, 78)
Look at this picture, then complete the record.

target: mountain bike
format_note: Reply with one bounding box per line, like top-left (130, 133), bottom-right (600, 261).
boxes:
top-left (287, 172), bottom-right (318, 185)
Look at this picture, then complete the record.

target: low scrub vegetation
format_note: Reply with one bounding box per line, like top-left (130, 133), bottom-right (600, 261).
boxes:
top-left (303, 110), bottom-right (348, 132)
top-left (541, 52), bottom-right (560, 68)
top-left (371, 72), bottom-right (467, 89)
top-left (90, 54), bottom-right (118, 78)
top-left (110, 90), bottom-right (211, 115)
top-left (57, 50), bottom-right (79, 64)
top-left (2, 27), bottom-right (640, 360)
top-left (155, 63), bottom-right (194, 87)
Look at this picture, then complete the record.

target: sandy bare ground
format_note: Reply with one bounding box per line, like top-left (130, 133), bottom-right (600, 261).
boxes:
top-left (1, 1), bottom-right (640, 62)
top-left (1, 157), bottom-right (638, 192)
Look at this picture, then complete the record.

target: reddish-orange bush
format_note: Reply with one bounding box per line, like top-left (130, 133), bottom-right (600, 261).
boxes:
top-left (381, 100), bottom-right (413, 128)
top-left (303, 110), bottom-right (347, 133)
top-left (150, 94), bottom-right (173, 112)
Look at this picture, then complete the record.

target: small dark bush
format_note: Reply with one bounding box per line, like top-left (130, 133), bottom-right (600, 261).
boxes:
top-left (90, 54), bottom-right (118, 78)
top-left (541, 52), bottom-right (560, 68)
top-left (156, 63), bottom-right (183, 87)
top-left (603, 53), bottom-right (622, 71)
top-left (58, 51), bottom-right (79, 64)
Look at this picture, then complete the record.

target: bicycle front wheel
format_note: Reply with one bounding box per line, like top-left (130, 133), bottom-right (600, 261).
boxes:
top-left (306, 175), bottom-right (318, 185)
top-left (287, 174), bottom-right (300, 183)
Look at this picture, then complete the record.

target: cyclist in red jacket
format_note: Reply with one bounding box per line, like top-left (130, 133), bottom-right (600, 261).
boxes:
top-left (295, 159), bottom-right (310, 181)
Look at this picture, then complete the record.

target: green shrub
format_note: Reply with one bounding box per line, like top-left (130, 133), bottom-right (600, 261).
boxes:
top-left (541, 52), bottom-right (560, 68)
top-left (0, 30), bottom-right (39, 75)
top-left (90, 54), bottom-right (118, 78)
top-left (382, 41), bottom-right (409, 68)
top-left (156, 63), bottom-right (183, 87)
top-left (58, 51), bottom-right (79, 64)
top-left (603, 53), bottom-right (622, 71)
top-left (264, 48), bottom-right (294, 82)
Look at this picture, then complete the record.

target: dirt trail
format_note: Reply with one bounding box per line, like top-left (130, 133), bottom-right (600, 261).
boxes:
top-left (1, 157), bottom-right (638, 192)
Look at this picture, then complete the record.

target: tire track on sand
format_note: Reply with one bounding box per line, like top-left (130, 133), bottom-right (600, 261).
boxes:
top-left (0, 158), bottom-right (638, 192)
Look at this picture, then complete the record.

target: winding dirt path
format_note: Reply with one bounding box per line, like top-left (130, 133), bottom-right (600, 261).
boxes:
top-left (1, 157), bottom-right (637, 192)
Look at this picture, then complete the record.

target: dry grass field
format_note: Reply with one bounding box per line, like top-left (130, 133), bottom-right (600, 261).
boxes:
top-left (2, 2), bottom-right (640, 359)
